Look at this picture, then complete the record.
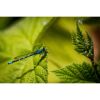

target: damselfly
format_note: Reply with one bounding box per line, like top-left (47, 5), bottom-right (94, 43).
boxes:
top-left (8, 46), bottom-right (47, 64)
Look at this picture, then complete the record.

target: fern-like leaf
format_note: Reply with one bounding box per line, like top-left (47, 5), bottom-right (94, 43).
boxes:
top-left (53, 62), bottom-right (98, 83)
top-left (86, 33), bottom-right (94, 60)
top-left (72, 23), bottom-right (93, 61)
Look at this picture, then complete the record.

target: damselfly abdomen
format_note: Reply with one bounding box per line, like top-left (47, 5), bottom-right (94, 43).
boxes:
top-left (8, 47), bottom-right (47, 64)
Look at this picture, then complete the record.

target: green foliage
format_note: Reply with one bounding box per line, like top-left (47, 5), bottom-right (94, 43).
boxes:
top-left (12, 44), bottom-right (48, 83)
top-left (53, 62), bottom-right (98, 83)
top-left (52, 22), bottom-right (98, 83)
top-left (1, 17), bottom-right (99, 83)
top-left (72, 23), bottom-right (93, 61)
top-left (0, 17), bottom-right (55, 83)
top-left (15, 52), bottom-right (48, 83)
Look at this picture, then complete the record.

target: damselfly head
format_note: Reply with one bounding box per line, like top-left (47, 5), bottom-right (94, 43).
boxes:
top-left (8, 61), bottom-right (12, 64)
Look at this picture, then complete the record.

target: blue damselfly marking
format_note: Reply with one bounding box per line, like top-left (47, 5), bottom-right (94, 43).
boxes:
top-left (8, 47), bottom-right (47, 64)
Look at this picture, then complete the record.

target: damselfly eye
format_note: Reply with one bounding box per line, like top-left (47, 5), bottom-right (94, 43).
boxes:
top-left (35, 49), bottom-right (42, 54)
top-left (8, 61), bottom-right (13, 64)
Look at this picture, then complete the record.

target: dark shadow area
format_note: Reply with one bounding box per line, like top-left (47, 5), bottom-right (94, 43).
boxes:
top-left (0, 17), bottom-right (23, 30)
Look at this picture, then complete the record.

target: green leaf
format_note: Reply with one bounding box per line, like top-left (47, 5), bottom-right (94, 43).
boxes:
top-left (53, 62), bottom-right (98, 83)
top-left (72, 23), bottom-right (86, 53)
top-left (72, 23), bottom-right (93, 61)
top-left (0, 17), bottom-right (54, 83)
top-left (86, 33), bottom-right (94, 60)
top-left (14, 51), bottom-right (48, 83)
